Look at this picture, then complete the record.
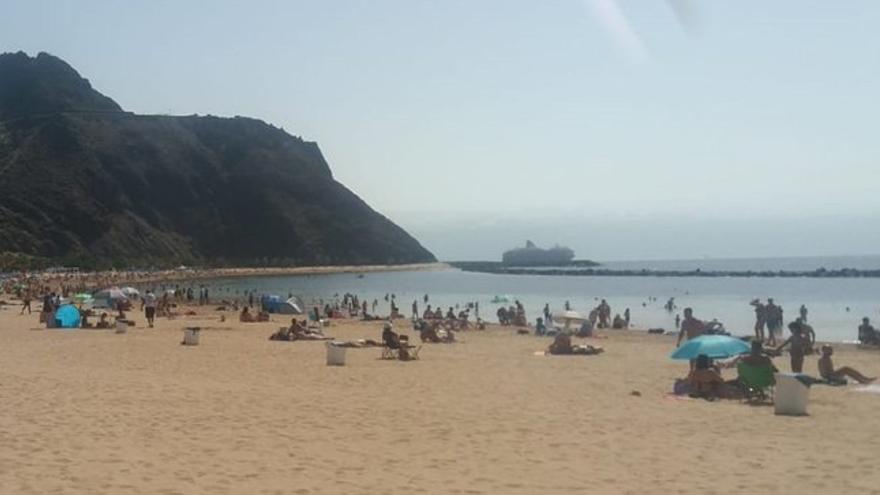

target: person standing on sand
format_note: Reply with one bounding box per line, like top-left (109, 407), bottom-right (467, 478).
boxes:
top-left (143, 290), bottom-right (157, 328)
top-left (675, 314), bottom-right (681, 329)
top-left (775, 321), bottom-right (813, 373)
top-left (675, 308), bottom-right (705, 347)
top-left (20, 290), bottom-right (32, 315)
top-left (598, 299), bottom-right (611, 329)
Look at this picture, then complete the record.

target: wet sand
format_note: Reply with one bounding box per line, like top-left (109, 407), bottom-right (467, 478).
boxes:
top-left (1, 301), bottom-right (879, 494)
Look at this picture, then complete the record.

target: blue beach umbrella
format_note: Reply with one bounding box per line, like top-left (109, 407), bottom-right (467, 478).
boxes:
top-left (55, 304), bottom-right (82, 329)
top-left (670, 335), bottom-right (750, 360)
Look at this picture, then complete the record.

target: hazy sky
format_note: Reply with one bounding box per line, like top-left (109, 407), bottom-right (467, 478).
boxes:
top-left (3, 1), bottom-right (879, 260)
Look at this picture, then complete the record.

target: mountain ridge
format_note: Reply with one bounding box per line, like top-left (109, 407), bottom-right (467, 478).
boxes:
top-left (0, 51), bottom-right (435, 269)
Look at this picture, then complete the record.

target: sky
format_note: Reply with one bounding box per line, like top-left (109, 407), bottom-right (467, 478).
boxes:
top-left (2, 0), bottom-right (879, 261)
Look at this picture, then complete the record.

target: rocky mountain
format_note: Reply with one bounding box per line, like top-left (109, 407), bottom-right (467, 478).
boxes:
top-left (0, 51), bottom-right (435, 269)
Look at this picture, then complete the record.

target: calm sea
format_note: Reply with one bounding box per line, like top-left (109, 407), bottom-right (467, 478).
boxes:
top-left (177, 256), bottom-right (880, 344)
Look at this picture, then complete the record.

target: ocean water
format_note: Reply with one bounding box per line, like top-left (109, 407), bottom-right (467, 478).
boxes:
top-left (599, 255), bottom-right (880, 272)
top-left (180, 258), bottom-right (880, 344)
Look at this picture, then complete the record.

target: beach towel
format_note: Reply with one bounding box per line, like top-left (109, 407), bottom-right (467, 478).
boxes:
top-left (851, 384), bottom-right (880, 394)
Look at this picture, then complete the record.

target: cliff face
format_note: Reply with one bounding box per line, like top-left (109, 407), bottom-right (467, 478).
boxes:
top-left (0, 52), bottom-right (435, 268)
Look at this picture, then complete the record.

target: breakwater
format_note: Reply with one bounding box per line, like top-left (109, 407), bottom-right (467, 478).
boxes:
top-left (449, 262), bottom-right (880, 278)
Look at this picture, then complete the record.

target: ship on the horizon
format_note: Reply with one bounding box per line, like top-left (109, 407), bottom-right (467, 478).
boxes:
top-left (502, 241), bottom-right (575, 266)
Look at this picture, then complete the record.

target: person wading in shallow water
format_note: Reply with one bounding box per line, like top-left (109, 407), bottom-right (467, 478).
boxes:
top-left (765, 298), bottom-right (783, 346)
top-left (751, 299), bottom-right (766, 343)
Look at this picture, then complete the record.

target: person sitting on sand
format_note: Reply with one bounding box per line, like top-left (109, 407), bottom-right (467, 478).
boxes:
top-left (271, 319), bottom-right (312, 341)
top-left (289, 319), bottom-right (329, 340)
top-left (740, 340), bottom-right (778, 369)
top-left (422, 305), bottom-right (433, 320)
top-left (686, 354), bottom-right (743, 399)
top-left (269, 326), bottom-right (292, 341)
top-left (382, 322), bottom-right (414, 359)
top-left (535, 317), bottom-right (547, 336)
top-left (240, 306), bottom-right (255, 323)
top-left (95, 312), bottom-right (110, 329)
top-left (497, 307), bottom-right (509, 325)
top-left (775, 321), bottom-right (813, 373)
top-left (548, 333), bottom-right (574, 354)
top-left (575, 319), bottom-right (593, 338)
top-left (858, 318), bottom-right (879, 345)
top-left (382, 322), bottom-right (402, 349)
top-left (417, 319), bottom-right (442, 343)
top-left (818, 345), bottom-right (876, 384)
top-left (547, 333), bottom-right (602, 356)
top-left (80, 309), bottom-right (91, 328)
top-left (687, 354), bottom-right (725, 397)
top-left (257, 310), bottom-right (270, 322)
top-left (612, 314), bottom-right (626, 329)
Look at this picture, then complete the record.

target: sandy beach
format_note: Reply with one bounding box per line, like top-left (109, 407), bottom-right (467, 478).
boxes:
top-left (0, 263), bottom-right (449, 295)
top-left (1, 300), bottom-right (879, 495)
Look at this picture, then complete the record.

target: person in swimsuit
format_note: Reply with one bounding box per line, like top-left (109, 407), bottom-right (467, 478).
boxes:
top-left (687, 354), bottom-right (725, 397)
top-left (765, 298), bottom-right (783, 346)
top-left (858, 318), bottom-right (879, 345)
top-left (818, 345), bottom-right (875, 384)
top-left (751, 299), bottom-right (766, 343)
top-left (775, 321), bottom-right (813, 373)
top-left (675, 308), bottom-right (705, 347)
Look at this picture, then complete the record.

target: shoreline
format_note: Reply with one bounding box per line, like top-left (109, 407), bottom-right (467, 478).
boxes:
top-left (1, 262), bottom-right (449, 292)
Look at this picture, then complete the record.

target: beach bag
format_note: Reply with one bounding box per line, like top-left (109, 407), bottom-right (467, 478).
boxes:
top-left (673, 379), bottom-right (691, 396)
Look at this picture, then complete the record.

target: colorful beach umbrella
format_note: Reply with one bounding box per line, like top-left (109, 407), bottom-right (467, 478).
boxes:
top-left (55, 304), bottom-right (82, 329)
top-left (73, 293), bottom-right (93, 303)
top-left (93, 287), bottom-right (127, 300)
top-left (670, 335), bottom-right (750, 361)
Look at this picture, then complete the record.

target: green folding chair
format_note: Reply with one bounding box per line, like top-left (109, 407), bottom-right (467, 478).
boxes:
top-left (737, 362), bottom-right (776, 403)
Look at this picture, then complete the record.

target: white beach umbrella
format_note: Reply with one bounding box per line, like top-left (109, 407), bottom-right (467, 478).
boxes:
top-left (552, 310), bottom-right (587, 331)
top-left (94, 287), bottom-right (127, 300)
top-left (121, 287), bottom-right (140, 298)
top-left (552, 311), bottom-right (587, 323)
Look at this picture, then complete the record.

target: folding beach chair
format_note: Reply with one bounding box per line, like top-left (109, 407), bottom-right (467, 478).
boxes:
top-left (737, 362), bottom-right (776, 403)
top-left (381, 335), bottom-right (420, 361)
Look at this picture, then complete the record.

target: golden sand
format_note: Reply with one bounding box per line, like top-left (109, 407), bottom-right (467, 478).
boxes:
top-left (1, 302), bottom-right (879, 494)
